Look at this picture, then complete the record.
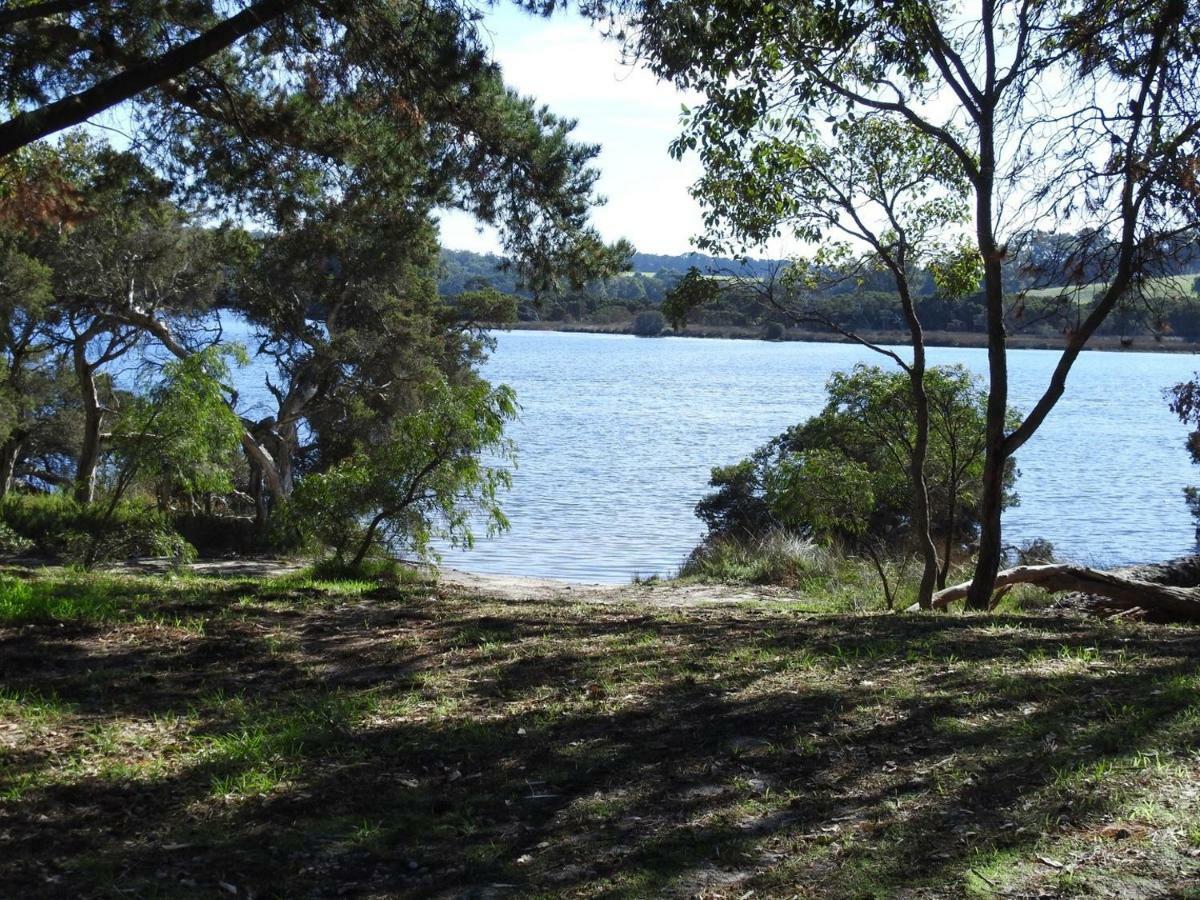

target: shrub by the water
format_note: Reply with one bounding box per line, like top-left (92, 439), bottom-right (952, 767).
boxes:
top-left (680, 531), bottom-right (831, 586)
top-left (0, 495), bottom-right (196, 566)
top-left (632, 310), bottom-right (666, 336)
top-left (763, 321), bottom-right (785, 340)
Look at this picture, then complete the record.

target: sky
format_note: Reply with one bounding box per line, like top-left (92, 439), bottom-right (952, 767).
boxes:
top-left (435, 6), bottom-right (710, 257)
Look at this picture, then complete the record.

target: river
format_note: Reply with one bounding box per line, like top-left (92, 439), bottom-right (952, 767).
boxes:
top-left (425, 330), bottom-right (1200, 582)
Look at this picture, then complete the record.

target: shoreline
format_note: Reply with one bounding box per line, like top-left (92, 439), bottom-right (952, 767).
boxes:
top-left (503, 321), bottom-right (1200, 353)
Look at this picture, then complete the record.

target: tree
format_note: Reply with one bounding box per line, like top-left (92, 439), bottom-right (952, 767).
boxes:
top-left (621, 0), bottom-right (1200, 608)
top-left (696, 364), bottom-right (1018, 597)
top-left (0, 140), bottom-right (89, 495)
top-left (115, 346), bottom-right (247, 511)
top-left (632, 309), bottom-right (666, 336)
top-left (46, 145), bottom-right (230, 504)
top-left (1167, 373), bottom-right (1200, 532)
top-left (290, 378), bottom-right (517, 569)
top-left (0, 1), bottom-right (631, 282)
top-left (663, 114), bottom-right (979, 608)
top-left (73, 346), bottom-right (244, 567)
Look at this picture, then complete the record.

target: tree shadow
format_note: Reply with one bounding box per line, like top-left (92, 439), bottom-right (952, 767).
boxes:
top-left (2, 585), bottom-right (1199, 897)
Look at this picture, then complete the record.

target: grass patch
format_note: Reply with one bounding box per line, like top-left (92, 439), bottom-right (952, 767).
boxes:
top-left (0, 573), bottom-right (125, 624)
top-left (1, 568), bottom-right (1199, 897)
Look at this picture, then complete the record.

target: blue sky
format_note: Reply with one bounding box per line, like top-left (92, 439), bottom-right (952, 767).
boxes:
top-left (436, 5), bottom-right (709, 257)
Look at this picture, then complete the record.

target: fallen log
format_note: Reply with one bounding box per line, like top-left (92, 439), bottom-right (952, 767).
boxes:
top-left (909, 563), bottom-right (1200, 622)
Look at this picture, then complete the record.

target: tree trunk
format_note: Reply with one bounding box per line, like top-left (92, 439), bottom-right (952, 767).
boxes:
top-left (72, 342), bottom-right (103, 505)
top-left (966, 102), bottom-right (1009, 611)
top-left (914, 562), bottom-right (1200, 622)
top-left (896, 277), bottom-right (939, 609)
top-left (350, 511), bottom-right (389, 569)
top-left (0, 436), bottom-right (22, 498)
top-left (938, 492), bottom-right (957, 589)
top-left (864, 543), bottom-right (896, 610)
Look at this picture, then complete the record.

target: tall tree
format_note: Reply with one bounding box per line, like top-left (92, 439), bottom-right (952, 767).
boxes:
top-left (620, 0), bottom-right (1200, 606)
top-left (665, 116), bottom-right (979, 608)
top-left (48, 146), bottom-right (228, 503)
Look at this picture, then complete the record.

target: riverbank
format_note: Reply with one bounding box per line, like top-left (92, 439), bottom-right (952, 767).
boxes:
top-left (508, 320), bottom-right (1200, 353)
top-left (3, 563), bottom-right (1199, 897)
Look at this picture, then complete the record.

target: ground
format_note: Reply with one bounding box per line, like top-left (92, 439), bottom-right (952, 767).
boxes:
top-left (2, 563), bottom-right (1200, 899)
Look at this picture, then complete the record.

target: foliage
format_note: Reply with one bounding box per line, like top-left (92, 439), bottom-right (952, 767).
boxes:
top-left (766, 450), bottom-right (875, 545)
top-left (698, 364), bottom-right (1018, 551)
top-left (0, 519), bottom-right (31, 554)
top-left (662, 266), bottom-right (722, 329)
top-left (631, 310), bottom-right (666, 337)
top-left (291, 379), bottom-right (517, 567)
top-left (0, 493), bottom-right (194, 564)
top-left (113, 346), bottom-right (247, 504)
top-left (1166, 375), bottom-right (1200, 534)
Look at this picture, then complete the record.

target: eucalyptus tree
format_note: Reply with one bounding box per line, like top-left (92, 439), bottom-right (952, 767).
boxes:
top-left (291, 378), bottom-right (517, 568)
top-left (621, 0), bottom-right (1200, 607)
top-left (48, 146), bottom-right (229, 504)
top-left (667, 115), bottom-right (978, 608)
top-left (0, 139), bottom-right (92, 495)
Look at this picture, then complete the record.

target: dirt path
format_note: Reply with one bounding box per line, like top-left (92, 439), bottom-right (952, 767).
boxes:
top-left (101, 557), bottom-right (790, 606)
top-left (436, 567), bottom-right (789, 606)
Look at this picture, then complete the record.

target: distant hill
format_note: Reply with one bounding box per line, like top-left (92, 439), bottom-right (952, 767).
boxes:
top-left (626, 251), bottom-right (783, 278)
top-left (438, 248), bottom-right (781, 297)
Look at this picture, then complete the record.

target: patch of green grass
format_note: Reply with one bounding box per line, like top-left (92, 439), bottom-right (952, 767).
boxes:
top-left (0, 686), bottom-right (76, 724)
top-left (4, 568), bottom-right (1200, 898)
top-left (0, 573), bottom-right (125, 623)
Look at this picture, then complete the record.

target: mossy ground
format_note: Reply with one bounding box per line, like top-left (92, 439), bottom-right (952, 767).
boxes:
top-left (2, 565), bottom-right (1199, 898)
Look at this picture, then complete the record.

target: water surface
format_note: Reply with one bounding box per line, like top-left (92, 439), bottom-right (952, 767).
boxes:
top-left (436, 330), bottom-right (1200, 582)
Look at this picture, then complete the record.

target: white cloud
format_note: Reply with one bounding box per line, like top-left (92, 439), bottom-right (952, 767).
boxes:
top-left (437, 10), bottom-right (808, 261)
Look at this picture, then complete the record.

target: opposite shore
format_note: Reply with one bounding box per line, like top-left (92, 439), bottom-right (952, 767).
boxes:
top-left (503, 320), bottom-right (1200, 353)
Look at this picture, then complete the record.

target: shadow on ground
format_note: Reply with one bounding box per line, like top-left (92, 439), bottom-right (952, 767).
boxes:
top-left (2, 576), bottom-right (1199, 898)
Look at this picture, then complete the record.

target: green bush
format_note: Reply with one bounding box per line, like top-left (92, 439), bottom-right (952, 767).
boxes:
top-left (680, 531), bottom-right (831, 586)
top-left (631, 310), bottom-right (666, 336)
top-left (0, 494), bottom-right (196, 566)
top-left (0, 520), bottom-right (33, 555)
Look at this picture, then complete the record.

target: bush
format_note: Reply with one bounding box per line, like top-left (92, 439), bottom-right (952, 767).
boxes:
top-left (679, 531), bottom-right (830, 586)
top-left (0, 520), bottom-right (33, 555)
top-left (763, 322), bottom-right (785, 340)
top-left (694, 363), bottom-right (1018, 555)
top-left (631, 310), bottom-right (666, 336)
top-left (1, 494), bottom-right (196, 566)
top-left (1005, 537), bottom-right (1055, 566)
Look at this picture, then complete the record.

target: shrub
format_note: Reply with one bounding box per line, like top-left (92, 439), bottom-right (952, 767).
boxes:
top-left (680, 531), bottom-right (830, 586)
top-left (1, 494), bottom-right (196, 566)
top-left (695, 364), bottom-right (1019, 554)
top-left (1005, 537), bottom-right (1056, 566)
top-left (631, 310), bottom-right (666, 336)
top-left (763, 321), bottom-right (785, 340)
top-left (0, 520), bottom-right (33, 555)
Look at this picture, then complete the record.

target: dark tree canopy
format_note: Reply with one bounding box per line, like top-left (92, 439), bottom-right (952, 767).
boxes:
top-left (0, 0), bottom-right (632, 283)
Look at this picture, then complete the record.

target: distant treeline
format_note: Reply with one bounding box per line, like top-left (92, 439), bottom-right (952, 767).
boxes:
top-left (440, 233), bottom-right (1200, 339)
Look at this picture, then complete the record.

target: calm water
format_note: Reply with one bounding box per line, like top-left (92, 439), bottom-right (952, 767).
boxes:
top-left (429, 330), bottom-right (1200, 583)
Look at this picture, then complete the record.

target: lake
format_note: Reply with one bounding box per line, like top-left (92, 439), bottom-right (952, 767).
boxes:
top-left (429, 330), bottom-right (1200, 583)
